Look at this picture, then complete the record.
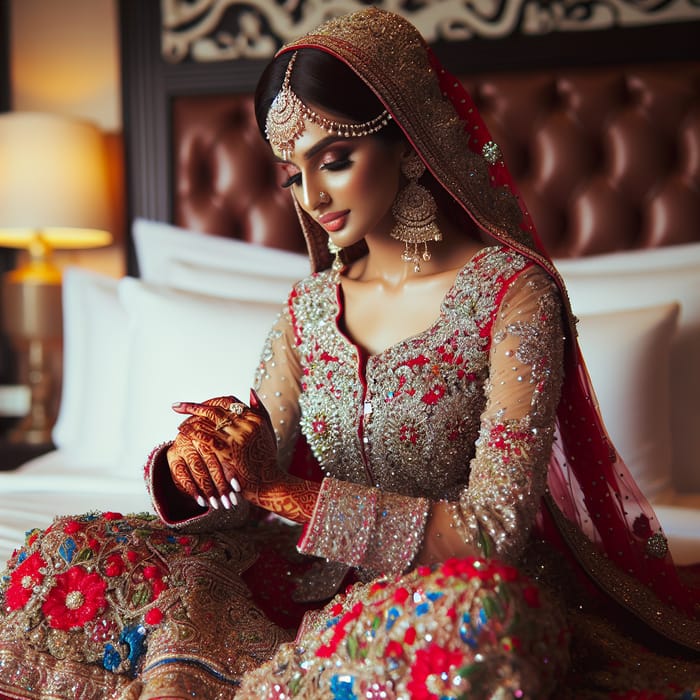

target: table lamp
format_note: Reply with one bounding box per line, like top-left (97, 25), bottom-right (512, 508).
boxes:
top-left (0, 112), bottom-right (113, 444)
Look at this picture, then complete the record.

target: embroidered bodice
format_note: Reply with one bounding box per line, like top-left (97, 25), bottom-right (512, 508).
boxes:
top-left (255, 247), bottom-right (565, 570)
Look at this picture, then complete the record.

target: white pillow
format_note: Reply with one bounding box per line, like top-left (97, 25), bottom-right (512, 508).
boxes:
top-left (557, 244), bottom-right (700, 493)
top-left (51, 268), bottom-right (129, 467)
top-left (577, 303), bottom-right (679, 501)
top-left (117, 277), bottom-right (284, 471)
top-left (132, 218), bottom-right (309, 299)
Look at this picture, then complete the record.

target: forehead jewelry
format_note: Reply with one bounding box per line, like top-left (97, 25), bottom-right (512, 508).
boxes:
top-left (265, 52), bottom-right (392, 159)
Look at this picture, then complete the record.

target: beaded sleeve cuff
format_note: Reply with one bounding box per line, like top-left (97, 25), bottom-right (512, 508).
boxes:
top-left (144, 442), bottom-right (249, 532)
top-left (297, 477), bottom-right (430, 575)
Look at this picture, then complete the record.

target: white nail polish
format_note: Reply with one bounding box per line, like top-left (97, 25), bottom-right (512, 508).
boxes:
top-left (229, 492), bottom-right (238, 507)
top-left (209, 496), bottom-right (219, 510)
top-left (220, 494), bottom-right (231, 510)
top-left (196, 495), bottom-right (206, 508)
top-left (230, 477), bottom-right (241, 492)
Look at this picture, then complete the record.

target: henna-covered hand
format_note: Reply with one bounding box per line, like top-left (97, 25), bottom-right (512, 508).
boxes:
top-left (170, 390), bottom-right (319, 523)
top-left (167, 395), bottom-right (244, 510)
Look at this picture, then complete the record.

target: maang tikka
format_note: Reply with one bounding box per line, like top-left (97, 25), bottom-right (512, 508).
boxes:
top-left (391, 152), bottom-right (442, 272)
top-left (265, 52), bottom-right (392, 159)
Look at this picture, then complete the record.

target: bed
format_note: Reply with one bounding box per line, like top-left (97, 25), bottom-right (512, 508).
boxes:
top-left (0, 18), bottom-right (699, 570)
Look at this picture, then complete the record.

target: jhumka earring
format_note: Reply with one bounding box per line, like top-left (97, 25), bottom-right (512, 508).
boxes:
top-left (390, 152), bottom-right (442, 272)
top-left (327, 237), bottom-right (343, 280)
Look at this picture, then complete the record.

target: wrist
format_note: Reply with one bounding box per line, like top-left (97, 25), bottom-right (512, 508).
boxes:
top-left (252, 474), bottom-right (320, 523)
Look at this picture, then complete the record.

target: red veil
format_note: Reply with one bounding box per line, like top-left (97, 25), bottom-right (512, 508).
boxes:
top-left (279, 7), bottom-right (699, 650)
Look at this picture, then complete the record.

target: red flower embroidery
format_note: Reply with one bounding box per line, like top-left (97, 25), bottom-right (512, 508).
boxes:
top-left (439, 557), bottom-right (519, 584)
top-left (384, 639), bottom-right (404, 658)
top-left (421, 384), bottom-right (446, 405)
top-left (6, 552), bottom-right (47, 610)
top-left (144, 607), bottom-right (163, 625)
top-left (407, 642), bottom-right (465, 699)
top-left (151, 578), bottom-right (167, 600)
top-left (399, 425), bottom-right (419, 444)
top-left (104, 554), bottom-right (125, 577)
top-left (143, 565), bottom-right (161, 580)
top-left (393, 587), bottom-right (409, 604)
top-left (370, 581), bottom-right (388, 595)
top-left (316, 602), bottom-right (364, 658)
top-left (63, 520), bottom-right (82, 535)
top-left (42, 565), bottom-right (107, 630)
top-left (103, 512), bottom-right (123, 521)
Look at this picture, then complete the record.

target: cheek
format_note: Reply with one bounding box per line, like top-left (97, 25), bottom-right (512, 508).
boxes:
top-left (354, 159), bottom-right (400, 208)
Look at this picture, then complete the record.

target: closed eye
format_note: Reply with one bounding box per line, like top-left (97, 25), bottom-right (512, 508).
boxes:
top-left (321, 157), bottom-right (352, 172)
top-left (281, 172), bottom-right (302, 189)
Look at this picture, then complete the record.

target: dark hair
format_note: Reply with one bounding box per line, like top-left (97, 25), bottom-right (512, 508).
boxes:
top-left (254, 48), bottom-right (403, 144)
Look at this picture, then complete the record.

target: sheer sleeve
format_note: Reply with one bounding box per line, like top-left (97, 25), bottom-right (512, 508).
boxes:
top-left (298, 265), bottom-right (565, 574)
top-left (253, 303), bottom-right (304, 472)
top-left (424, 265), bottom-right (566, 564)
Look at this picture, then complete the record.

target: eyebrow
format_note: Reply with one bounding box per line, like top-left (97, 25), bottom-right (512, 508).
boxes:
top-left (273, 135), bottom-right (349, 164)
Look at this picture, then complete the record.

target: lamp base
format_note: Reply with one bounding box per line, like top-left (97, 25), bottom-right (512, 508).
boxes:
top-left (6, 417), bottom-right (54, 446)
top-left (5, 336), bottom-right (61, 446)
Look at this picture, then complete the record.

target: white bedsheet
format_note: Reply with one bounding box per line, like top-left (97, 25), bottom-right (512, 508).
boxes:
top-left (0, 450), bottom-right (152, 562)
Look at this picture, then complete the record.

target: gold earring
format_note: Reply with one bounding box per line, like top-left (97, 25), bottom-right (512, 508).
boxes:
top-left (327, 238), bottom-right (343, 280)
top-left (390, 152), bottom-right (442, 272)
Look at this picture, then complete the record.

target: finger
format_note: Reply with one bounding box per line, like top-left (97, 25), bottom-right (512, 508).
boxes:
top-left (179, 439), bottom-right (220, 504)
top-left (203, 395), bottom-right (245, 409)
top-left (172, 401), bottom-right (223, 424)
top-left (173, 396), bottom-right (247, 415)
top-left (176, 403), bottom-right (245, 433)
top-left (177, 416), bottom-right (216, 438)
top-left (167, 448), bottom-right (206, 508)
top-left (193, 438), bottom-right (231, 500)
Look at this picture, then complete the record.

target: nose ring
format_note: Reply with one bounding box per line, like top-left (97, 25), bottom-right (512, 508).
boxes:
top-left (319, 191), bottom-right (330, 204)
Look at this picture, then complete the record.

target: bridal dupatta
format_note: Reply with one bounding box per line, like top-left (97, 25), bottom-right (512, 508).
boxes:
top-left (277, 7), bottom-right (699, 651)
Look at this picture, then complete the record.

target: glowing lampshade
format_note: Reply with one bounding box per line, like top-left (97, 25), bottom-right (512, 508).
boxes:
top-left (0, 112), bottom-right (112, 282)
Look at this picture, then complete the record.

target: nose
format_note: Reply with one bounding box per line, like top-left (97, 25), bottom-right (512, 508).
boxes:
top-left (299, 177), bottom-right (328, 211)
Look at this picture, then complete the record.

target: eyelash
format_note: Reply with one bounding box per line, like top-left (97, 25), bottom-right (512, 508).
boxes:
top-left (281, 156), bottom-right (353, 189)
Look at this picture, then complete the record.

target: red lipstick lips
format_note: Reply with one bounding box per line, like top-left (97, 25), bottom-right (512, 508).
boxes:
top-left (319, 210), bottom-right (349, 232)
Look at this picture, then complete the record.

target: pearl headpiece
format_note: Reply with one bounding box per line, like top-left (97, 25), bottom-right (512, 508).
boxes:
top-left (265, 52), bottom-right (392, 159)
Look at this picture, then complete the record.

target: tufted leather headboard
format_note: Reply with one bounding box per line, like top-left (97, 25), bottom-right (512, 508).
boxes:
top-left (169, 62), bottom-right (700, 259)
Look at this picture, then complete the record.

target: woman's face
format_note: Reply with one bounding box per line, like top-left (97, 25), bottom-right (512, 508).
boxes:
top-left (272, 113), bottom-right (405, 249)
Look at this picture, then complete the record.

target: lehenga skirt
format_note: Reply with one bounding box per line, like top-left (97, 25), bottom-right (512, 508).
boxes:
top-left (0, 511), bottom-right (571, 699)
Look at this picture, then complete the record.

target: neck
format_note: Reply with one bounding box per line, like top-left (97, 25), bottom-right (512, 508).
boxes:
top-left (347, 215), bottom-right (480, 286)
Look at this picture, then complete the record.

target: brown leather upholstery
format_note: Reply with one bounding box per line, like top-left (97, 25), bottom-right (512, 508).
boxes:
top-left (173, 95), bottom-right (305, 253)
top-left (173, 62), bottom-right (700, 258)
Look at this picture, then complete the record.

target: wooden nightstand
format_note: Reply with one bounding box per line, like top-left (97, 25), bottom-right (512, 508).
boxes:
top-left (0, 440), bottom-right (54, 471)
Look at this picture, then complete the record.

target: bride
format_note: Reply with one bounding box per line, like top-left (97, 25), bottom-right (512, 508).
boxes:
top-left (1, 8), bottom-right (698, 699)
